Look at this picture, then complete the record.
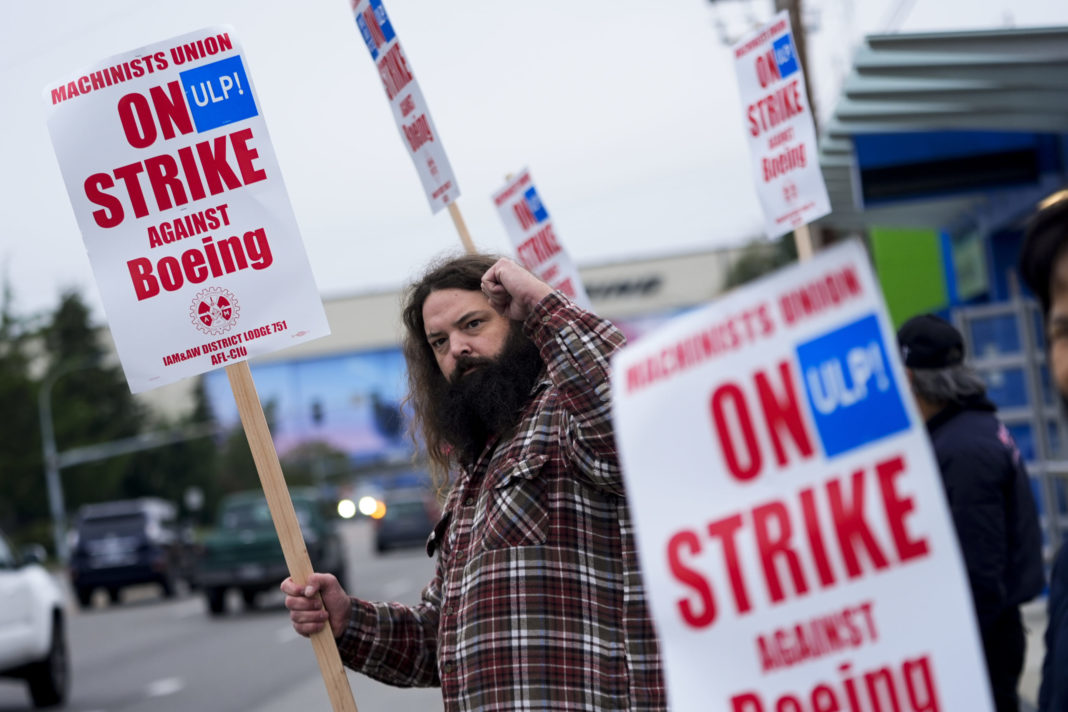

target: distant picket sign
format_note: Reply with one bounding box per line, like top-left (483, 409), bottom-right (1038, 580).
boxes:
top-left (611, 240), bottom-right (993, 711)
top-left (352, 0), bottom-right (459, 213)
top-left (492, 169), bottom-right (592, 310)
top-left (44, 27), bottom-right (329, 393)
top-left (732, 11), bottom-right (830, 239)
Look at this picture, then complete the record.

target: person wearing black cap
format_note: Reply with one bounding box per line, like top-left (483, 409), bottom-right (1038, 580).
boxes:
top-left (898, 313), bottom-right (1044, 712)
top-left (1020, 190), bottom-right (1068, 712)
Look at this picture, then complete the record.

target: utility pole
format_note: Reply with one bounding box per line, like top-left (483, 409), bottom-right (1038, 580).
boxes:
top-left (39, 358), bottom-right (216, 563)
top-left (774, 0), bottom-right (817, 132)
top-left (775, 0), bottom-right (823, 256)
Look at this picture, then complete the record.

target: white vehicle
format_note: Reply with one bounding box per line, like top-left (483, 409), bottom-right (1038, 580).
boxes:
top-left (0, 528), bottom-right (69, 707)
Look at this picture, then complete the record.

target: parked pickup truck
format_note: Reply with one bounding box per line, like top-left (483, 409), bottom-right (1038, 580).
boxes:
top-left (0, 527), bottom-right (69, 707)
top-left (194, 489), bottom-right (347, 616)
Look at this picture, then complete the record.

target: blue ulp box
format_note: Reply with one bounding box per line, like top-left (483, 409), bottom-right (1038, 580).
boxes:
top-left (356, 0), bottom-right (397, 60)
top-left (795, 314), bottom-right (910, 458)
top-left (524, 187), bottom-right (549, 224)
top-left (773, 33), bottom-right (800, 79)
top-left (179, 55), bottom-right (258, 133)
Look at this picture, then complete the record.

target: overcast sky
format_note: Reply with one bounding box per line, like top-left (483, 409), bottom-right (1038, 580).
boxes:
top-left (3, 0), bottom-right (1067, 323)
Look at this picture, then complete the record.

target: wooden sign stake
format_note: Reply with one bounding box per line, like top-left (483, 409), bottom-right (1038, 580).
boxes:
top-left (795, 223), bottom-right (814, 261)
top-left (448, 202), bottom-right (477, 255)
top-left (226, 360), bottom-right (359, 712)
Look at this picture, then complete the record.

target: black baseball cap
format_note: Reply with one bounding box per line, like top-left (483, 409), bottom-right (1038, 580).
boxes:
top-left (1019, 191), bottom-right (1068, 315)
top-left (897, 314), bottom-right (965, 369)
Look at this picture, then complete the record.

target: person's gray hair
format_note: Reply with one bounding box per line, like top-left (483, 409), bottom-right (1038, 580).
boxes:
top-left (908, 363), bottom-right (987, 405)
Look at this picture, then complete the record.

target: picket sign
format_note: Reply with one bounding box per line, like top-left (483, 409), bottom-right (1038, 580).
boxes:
top-left (610, 240), bottom-right (993, 711)
top-left (491, 169), bottom-right (592, 310)
top-left (732, 11), bottom-right (830, 250)
top-left (349, 0), bottom-right (475, 255)
top-left (448, 202), bottom-right (477, 255)
top-left (43, 28), bottom-right (356, 712)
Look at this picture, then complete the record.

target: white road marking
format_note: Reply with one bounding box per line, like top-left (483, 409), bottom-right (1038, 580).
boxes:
top-left (145, 677), bottom-right (185, 697)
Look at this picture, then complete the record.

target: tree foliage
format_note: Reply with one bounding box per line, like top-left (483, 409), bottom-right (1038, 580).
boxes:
top-left (725, 232), bottom-right (799, 289)
top-left (0, 282), bottom-right (43, 531)
top-left (45, 290), bottom-right (147, 516)
top-left (0, 287), bottom-right (256, 552)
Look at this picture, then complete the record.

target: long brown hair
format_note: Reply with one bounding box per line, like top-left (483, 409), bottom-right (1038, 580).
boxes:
top-left (401, 253), bottom-right (500, 490)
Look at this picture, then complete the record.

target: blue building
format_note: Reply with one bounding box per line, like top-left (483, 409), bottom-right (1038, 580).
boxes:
top-left (815, 25), bottom-right (1068, 554)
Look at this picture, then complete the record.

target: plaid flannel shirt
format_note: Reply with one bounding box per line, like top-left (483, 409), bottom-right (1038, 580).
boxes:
top-left (337, 292), bottom-right (666, 711)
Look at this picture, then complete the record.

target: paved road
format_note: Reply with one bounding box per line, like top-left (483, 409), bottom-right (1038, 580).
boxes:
top-left (0, 518), bottom-right (1053, 710)
top-left (0, 519), bottom-right (441, 712)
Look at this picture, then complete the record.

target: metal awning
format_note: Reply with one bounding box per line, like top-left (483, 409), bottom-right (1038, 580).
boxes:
top-left (817, 25), bottom-right (1068, 232)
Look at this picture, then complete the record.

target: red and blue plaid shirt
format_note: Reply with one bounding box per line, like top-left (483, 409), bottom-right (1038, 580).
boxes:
top-left (337, 292), bottom-right (666, 711)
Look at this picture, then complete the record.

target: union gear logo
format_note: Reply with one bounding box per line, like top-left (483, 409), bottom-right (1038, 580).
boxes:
top-left (190, 287), bottom-right (240, 335)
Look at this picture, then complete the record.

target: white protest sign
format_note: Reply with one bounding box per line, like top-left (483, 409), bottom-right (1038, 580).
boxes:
top-left (733, 11), bottom-right (831, 239)
top-left (44, 27), bottom-right (330, 394)
top-left (611, 241), bottom-right (992, 711)
top-left (352, 0), bottom-right (459, 213)
top-left (492, 169), bottom-right (592, 310)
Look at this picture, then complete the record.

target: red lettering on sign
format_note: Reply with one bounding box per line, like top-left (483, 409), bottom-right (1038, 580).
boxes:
top-left (49, 52), bottom-right (170, 105)
top-left (377, 44), bottom-right (414, 101)
top-left (84, 128), bottom-right (266, 228)
top-left (168, 32), bottom-right (233, 66)
top-left (514, 199), bottom-right (538, 231)
top-left (403, 114), bottom-right (434, 152)
top-left (664, 453), bottom-right (930, 629)
top-left (712, 382), bottom-right (763, 481)
top-left (117, 81), bottom-right (194, 149)
top-left (554, 278), bottom-right (576, 299)
top-left (747, 79), bottom-right (804, 138)
top-left (147, 203), bottom-right (231, 248)
top-left (493, 172), bottom-right (532, 207)
top-left (362, 7), bottom-right (387, 48)
top-left (827, 469), bottom-right (891, 577)
top-left (711, 360), bottom-right (814, 482)
top-left (127, 228), bottom-right (273, 300)
top-left (730, 654), bottom-right (941, 711)
top-left (667, 531), bottom-right (717, 628)
top-left (755, 600), bottom-right (878, 673)
top-left (779, 266), bottom-right (863, 326)
top-left (753, 501), bottom-right (809, 603)
top-left (762, 143), bottom-right (807, 182)
top-left (516, 224), bottom-right (561, 269)
top-left (625, 305), bottom-right (775, 395)
top-left (755, 50), bottom-right (782, 88)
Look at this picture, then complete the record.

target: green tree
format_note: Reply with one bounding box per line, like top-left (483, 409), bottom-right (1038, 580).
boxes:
top-left (280, 439), bottom-right (350, 488)
top-left (725, 233), bottom-right (798, 289)
top-left (43, 289), bottom-right (147, 514)
top-left (124, 377), bottom-right (222, 525)
top-left (212, 398), bottom-right (281, 502)
top-left (0, 281), bottom-right (42, 536)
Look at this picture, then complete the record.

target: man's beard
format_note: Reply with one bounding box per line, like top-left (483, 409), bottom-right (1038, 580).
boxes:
top-left (432, 325), bottom-right (544, 466)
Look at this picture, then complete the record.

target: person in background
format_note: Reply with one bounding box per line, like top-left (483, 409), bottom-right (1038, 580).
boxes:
top-left (281, 254), bottom-right (666, 711)
top-left (897, 312), bottom-right (1045, 712)
top-left (1019, 190), bottom-right (1068, 711)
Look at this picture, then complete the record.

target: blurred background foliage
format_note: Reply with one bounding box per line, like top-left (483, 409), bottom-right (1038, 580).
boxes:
top-left (0, 284), bottom-right (325, 556)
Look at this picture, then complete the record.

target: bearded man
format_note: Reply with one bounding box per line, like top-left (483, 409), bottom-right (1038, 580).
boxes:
top-left (282, 254), bottom-right (666, 711)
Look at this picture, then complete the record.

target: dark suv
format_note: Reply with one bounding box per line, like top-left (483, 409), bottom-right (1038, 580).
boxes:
top-left (194, 488), bottom-right (347, 616)
top-left (68, 498), bottom-right (192, 608)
